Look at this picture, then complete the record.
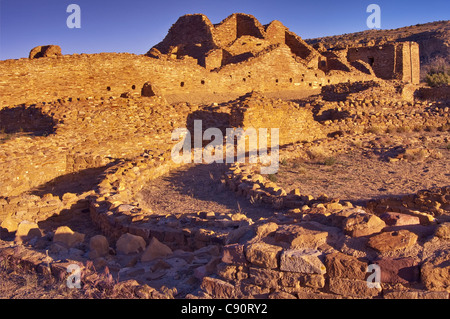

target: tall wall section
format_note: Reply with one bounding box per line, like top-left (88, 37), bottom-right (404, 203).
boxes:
top-left (346, 42), bottom-right (420, 84)
top-left (402, 42), bottom-right (420, 84)
top-left (0, 53), bottom-right (209, 106)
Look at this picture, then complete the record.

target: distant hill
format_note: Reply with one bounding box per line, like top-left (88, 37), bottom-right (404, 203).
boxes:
top-left (305, 20), bottom-right (450, 79)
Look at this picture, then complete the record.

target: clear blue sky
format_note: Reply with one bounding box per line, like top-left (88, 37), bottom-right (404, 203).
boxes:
top-left (0, 0), bottom-right (448, 60)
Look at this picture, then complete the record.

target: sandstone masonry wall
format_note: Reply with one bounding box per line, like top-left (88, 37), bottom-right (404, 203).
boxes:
top-left (347, 42), bottom-right (420, 84)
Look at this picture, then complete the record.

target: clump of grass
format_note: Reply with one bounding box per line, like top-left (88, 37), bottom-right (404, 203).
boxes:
top-left (367, 126), bottom-right (384, 135)
top-left (322, 156), bottom-right (337, 166)
top-left (268, 174), bottom-right (278, 183)
top-left (446, 143), bottom-right (450, 150)
top-left (386, 126), bottom-right (397, 134)
top-left (280, 158), bottom-right (288, 166)
top-left (397, 126), bottom-right (412, 133)
top-left (403, 148), bottom-right (429, 161)
top-left (307, 145), bottom-right (329, 161)
top-left (351, 139), bottom-right (363, 148)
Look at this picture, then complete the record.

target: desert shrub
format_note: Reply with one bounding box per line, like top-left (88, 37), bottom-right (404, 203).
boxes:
top-left (367, 126), bottom-right (384, 134)
top-left (423, 57), bottom-right (450, 87)
top-left (396, 125), bottom-right (412, 133)
top-left (307, 145), bottom-right (329, 161)
top-left (323, 157), bottom-right (337, 166)
top-left (403, 148), bottom-right (429, 161)
top-left (425, 72), bottom-right (449, 87)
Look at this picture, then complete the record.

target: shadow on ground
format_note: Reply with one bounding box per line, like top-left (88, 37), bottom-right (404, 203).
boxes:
top-left (0, 105), bottom-right (57, 136)
top-left (140, 162), bottom-right (276, 220)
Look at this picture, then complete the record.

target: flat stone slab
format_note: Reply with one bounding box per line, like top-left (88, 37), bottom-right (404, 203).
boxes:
top-left (367, 229), bottom-right (418, 253)
top-left (280, 248), bottom-right (326, 274)
top-left (273, 223), bottom-right (328, 249)
top-left (374, 257), bottom-right (420, 284)
top-left (380, 212), bottom-right (420, 226)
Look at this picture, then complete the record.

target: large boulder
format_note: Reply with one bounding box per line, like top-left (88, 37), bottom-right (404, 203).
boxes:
top-left (141, 237), bottom-right (173, 262)
top-left (89, 235), bottom-right (110, 258)
top-left (53, 226), bottom-right (85, 248)
top-left (15, 221), bottom-right (42, 243)
top-left (29, 45), bottom-right (62, 59)
top-left (116, 233), bottom-right (146, 255)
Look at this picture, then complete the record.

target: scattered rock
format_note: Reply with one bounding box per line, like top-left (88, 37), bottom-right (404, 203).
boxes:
top-left (226, 225), bottom-right (255, 244)
top-left (380, 212), bottom-right (420, 226)
top-left (268, 291), bottom-right (297, 299)
top-left (435, 222), bottom-right (450, 240)
top-left (15, 221), bottom-right (42, 243)
top-left (328, 277), bottom-right (381, 298)
top-left (273, 224), bottom-right (328, 249)
top-left (53, 226), bottom-right (85, 248)
top-left (29, 45), bottom-right (62, 59)
top-left (0, 216), bottom-right (19, 233)
top-left (89, 235), bottom-right (109, 259)
top-left (343, 211), bottom-right (386, 237)
top-left (249, 267), bottom-right (281, 289)
top-left (222, 244), bottom-right (247, 266)
top-left (255, 222), bottom-right (278, 238)
top-left (141, 237), bottom-right (173, 262)
top-left (116, 233), bottom-right (146, 255)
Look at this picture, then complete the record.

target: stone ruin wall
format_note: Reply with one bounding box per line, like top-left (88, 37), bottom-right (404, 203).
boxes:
top-left (0, 13), bottom-right (421, 108)
top-left (0, 49), bottom-right (374, 108)
top-left (347, 42), bottom-right (420, 84)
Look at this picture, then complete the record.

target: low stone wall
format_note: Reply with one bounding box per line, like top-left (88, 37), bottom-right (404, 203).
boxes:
top-left (192, 162), bottom-right (450, 299)
top-left (0, 96), bottom-right (192, 198)
top-left (417, 86), bottom-right (450, 101)
top-left (88, 151), bottom-right (253, 251)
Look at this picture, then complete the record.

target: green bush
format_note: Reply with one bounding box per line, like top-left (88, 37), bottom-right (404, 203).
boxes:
top-left (422, 57), bottom-right (449, 87)
top-left (425, 72), bottom-right (449, 87)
